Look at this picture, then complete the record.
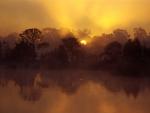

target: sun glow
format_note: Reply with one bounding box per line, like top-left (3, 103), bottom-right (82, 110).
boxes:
top-left (80, 40), bottom-right (87, 46)
top-left (0, 0), bottom-right (150, 35)
top-left (42, 0), bottom-right (135, 35)
top-left (100, 14), bottom-right (121, 29)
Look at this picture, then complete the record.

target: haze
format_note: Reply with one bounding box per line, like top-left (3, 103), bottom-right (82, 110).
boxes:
top-left (0, 0), bottom-right (150, 35)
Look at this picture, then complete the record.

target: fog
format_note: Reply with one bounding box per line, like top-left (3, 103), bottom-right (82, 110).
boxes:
top-left (1, 0), bottom-right (150, 35)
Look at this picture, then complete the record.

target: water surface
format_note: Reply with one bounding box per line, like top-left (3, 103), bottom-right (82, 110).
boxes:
top-left (0, 70), bottom-right (150, 113)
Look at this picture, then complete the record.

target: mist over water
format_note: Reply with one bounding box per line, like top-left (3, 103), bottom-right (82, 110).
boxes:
top-left (1, 0), bottom-right (150, 112)
top-left (0, 70), bottom-right (150, 113)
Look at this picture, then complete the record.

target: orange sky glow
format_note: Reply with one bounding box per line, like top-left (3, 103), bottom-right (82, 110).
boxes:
top-left (0, 0), bottom-right (150, 35)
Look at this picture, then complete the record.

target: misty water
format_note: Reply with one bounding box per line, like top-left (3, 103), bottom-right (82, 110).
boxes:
top-left (0, 69), bottom-right (150, 113)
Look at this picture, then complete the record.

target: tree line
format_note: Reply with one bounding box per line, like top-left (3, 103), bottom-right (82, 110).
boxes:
top-left (0, 27), bottom-right (150, 75)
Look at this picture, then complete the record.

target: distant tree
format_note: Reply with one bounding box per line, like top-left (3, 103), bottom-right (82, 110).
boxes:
top-left (2, 41), bottom-right (12, 60)
top-left (10, 41), bottom-right (36, 64)
top-left (134, 28), bottom-right (147, 44)
top-left (62, 36), bottom-right (80, 50)
top-left (20, 28), bottom-right (42, 44)
top-left (39, 45), bottom-right (69, 68)
top-left (113, 29), bottom-right (129, 44)
top-left (62, 35), bottom-right (81, 63)
top-left (101, 41), bottom-right (122, 62)
top-left (7, 29), bottom-right (41, 66)
top-left (36, 28), bottom-right (62, 60)
top-left (53, 45), bottom-right (69, 65)
top-left (6, 28), bottom-right (42, 66)
top-left (123, 38), bottom-right (142, 61)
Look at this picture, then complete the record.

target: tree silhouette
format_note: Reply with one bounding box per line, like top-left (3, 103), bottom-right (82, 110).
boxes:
top-left (20, 28), bottom-right (42, 44)
top-left (7, 29), bottom-right (39, 67)
top-left (62, 36), bottom-right (80, 50)
top-left (1, 27), bottom-right (150, 73)
top-left (100, 41), bottom-right (122, 63)
top-left (123, 38), bottom-right (142, 61)
top-left (53, 45), bottom-right (69, 66)
top-left (7, 28), bottom-right (42, 67)
top-left (9, 41), bottom-right (36, 66)
top-left (62, 35), bottom-right (81, 63)
top-left (113, 29), bottom-right (129, 44)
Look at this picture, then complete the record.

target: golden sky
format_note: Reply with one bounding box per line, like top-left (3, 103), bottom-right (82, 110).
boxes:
top-left (0, 0), bottom-right (150, 35)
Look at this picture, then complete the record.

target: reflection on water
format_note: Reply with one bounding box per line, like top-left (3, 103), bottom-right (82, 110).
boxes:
top-left (0, 69), bottom-right (150, 113)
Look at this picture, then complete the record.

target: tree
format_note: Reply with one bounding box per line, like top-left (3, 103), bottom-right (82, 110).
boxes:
top-left (134, 28), bottom-right (147, 44)
top-left (53, 45), bottom-right (69, 65)
top-left (62, 35), bottom-right (80, 50)
top-left (7, 29), bottom-right (41, 66)
top-left (102, 41), bottom-right (122, 62)
top-left (10, 41), bottom-right (36, 64)
top-left (113, 29), bottom-right (129, 44)
top-left (123, 38), bottom-right (142, 60)
top-left (62, 35), bottom-right (81, 63)
top-left (20, 28), bottom-right (42, 44)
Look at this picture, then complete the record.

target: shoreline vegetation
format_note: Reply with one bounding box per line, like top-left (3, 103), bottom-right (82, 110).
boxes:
top-left (0, 27), bottom-right (150, 76)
